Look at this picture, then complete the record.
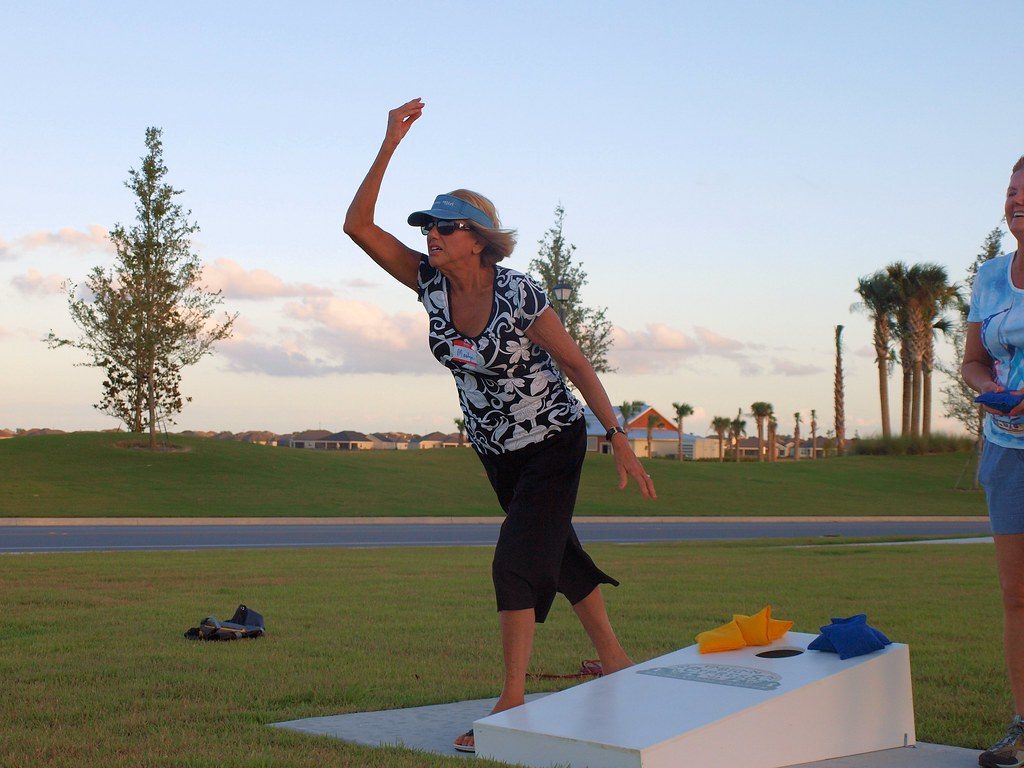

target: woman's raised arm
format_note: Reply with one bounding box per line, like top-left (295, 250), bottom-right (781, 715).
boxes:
top-left (344, 99), bottom-right (425, 291)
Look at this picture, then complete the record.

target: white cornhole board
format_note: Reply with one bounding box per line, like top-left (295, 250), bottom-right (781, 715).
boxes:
top-left (474, 631), bottom-right (914, 768)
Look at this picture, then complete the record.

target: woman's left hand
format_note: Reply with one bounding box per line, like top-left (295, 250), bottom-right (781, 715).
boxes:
top-left (612, 436), bottom-right (657, 499)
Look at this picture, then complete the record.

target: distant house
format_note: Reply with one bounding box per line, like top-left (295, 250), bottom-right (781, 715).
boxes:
top-left (0, 429), bottom-right (13, 440)
top-left (285, 430), bottom-right (373, 450)
top-left (369, 432), bottom-right (410, 450)
top-left (409, 431), bottom-right (461, 449)
top-left (281, 430), bottom-right (332, 448)
top-left (581, 405), bottom-right (716, 459)
top-left (320, 431), bottom-right (375, 450)
top-left (780, 435), bottom-right (828, 459)
top-left (733, 436), bottom-right (762, 460)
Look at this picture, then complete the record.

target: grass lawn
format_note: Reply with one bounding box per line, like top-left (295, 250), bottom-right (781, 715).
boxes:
top-left (0, 431), bottom-right (986, 517)
top-left (0, 540), bottom-right (1008, 767)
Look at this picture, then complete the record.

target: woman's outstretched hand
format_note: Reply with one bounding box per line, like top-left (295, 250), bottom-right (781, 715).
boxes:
top-left (612, 437), bottom-right (657, 499)
top-left (385, 98), bottom-right (424, 147)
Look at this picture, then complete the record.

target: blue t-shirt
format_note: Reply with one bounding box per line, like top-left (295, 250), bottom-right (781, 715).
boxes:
top-left (416, 257), bottom-right (582, 455)
top-left (968, 252), bottom-right (1024, 448)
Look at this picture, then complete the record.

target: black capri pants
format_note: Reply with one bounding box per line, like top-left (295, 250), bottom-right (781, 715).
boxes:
top-left (476, 417), bottom-right (619, 623)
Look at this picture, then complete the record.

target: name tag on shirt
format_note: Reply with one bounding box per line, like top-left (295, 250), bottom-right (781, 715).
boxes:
top-left (451, 339), bottom-right (481, 368)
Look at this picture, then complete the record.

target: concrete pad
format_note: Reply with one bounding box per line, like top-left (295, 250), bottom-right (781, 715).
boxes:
top-left (271, 693), bottom-right (550, 758)
top-left (271, 697), bottom-right (977, 767)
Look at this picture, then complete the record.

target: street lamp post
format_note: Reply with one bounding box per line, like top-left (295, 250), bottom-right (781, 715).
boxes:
top-left (552, 281), bottom-right (573, 324)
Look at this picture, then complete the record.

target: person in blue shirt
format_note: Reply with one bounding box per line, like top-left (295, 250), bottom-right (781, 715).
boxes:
top-left (344, 98), bottom-right (657, 754)
top-left (963, 154), bottom-right (1024, 768)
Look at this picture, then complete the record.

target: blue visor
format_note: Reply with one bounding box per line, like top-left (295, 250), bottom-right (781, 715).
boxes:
top-left (407, 194), bottom-right (495, 229)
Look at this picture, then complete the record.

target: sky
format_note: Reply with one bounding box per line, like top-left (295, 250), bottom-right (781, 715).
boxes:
top-left (1, 1), bottom-right (1020, 438)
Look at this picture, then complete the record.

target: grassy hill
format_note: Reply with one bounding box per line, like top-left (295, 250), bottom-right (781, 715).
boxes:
top-left (0, 431), bottom-right (987, 518)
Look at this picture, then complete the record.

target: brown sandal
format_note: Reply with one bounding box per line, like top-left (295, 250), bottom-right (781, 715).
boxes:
top-left (529, 659), bottom-right (604, 681)
top-left (453, 728), bottom-right (475, 753)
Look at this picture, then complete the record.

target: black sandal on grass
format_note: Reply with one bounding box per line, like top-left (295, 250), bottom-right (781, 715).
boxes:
top-left (453, 728), bottom-right (475, 753)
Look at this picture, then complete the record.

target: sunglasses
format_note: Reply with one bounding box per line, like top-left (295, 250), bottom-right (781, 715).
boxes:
top-left (420, 220), bottom-right (474, 236)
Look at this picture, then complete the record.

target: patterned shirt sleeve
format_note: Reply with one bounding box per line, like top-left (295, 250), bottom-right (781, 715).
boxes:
top-left (513, 274), bottom-right (550, 333)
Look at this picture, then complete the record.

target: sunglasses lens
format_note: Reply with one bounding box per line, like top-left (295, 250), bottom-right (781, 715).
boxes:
top-left (420, 220), bottom-right (467, 236)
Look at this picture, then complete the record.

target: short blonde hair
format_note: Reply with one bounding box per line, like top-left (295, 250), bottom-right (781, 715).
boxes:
top-left (448, 189), bottom-right (518, 266)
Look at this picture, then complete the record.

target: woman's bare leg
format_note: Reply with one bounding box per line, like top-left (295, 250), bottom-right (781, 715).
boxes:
top-left (573, 586), bottom-right (633, 674)
top-left (453, 608), bottom-right (535, 751)
top-left (995, 534), bottom-right (1024, 713)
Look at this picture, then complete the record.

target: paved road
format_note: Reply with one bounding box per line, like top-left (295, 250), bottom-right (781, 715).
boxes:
top-left (0, 520), bottom-right (993, 554)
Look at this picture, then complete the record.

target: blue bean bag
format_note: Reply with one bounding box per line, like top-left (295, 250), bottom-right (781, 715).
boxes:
top-left (807, 614), bottom-right (891, 659)
top-left (976, 391), bottom-right (1024, 414)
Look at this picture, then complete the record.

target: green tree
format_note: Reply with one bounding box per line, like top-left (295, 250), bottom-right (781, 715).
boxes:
top-left (853, 271), bottom-right (899, 439)
top-left (767, 411), bottom-right (778, 462)
top-left (711, 416), bottom-right (731, 462)
top-left (939, 226), bottom-right (1003, 487)
top-left (750, 402), bottom-right (773, 462)
top-left (529, 204), bottom-right (613, 375)
top-left (793, 412), bottom-right (802, 461)
top-left (47, 128), bottom-right (236, 447)
top-left (672, 402), bottom-right (694, 461)
top-left (453, 417), bottom-right (466, 446)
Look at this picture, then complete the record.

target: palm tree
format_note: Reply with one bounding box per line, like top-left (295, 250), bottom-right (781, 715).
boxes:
top-left (793, 412), bottom-right (802, 461)
top-left (915, 267), bottom-right (957, 437)
top-left (619, 400), bottom-right (644, 433)
top-left (885, 262), bottom-right (916, 436)
top-left (750, 402), bottom-right (773, 462)
top-left (453, 417), bottom-right (466, 446)
top-left (767, 412), bottom-right (778, 462)
top-left (923, 315), bottom-right (955, 438)
top-left (834, 325), bottom-right (846, 455)
top-left (730, 408), bottom-right (747, 463)
top-left (711, 416), bottom-right (731, 462)
top-left (887, 262), bottom-right (953, 438)
top-left (646, 414), bottom-right (659, 458)
top-left (854, 271), bottom-right (898, 439)
top-left (809, 409), bottom-right (818, 460)
top-left (672, 402), bottom-right (693, 461)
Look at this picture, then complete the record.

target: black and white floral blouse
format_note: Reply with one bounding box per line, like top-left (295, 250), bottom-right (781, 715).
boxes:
top-left (417, 256), bottom-right (582, 455)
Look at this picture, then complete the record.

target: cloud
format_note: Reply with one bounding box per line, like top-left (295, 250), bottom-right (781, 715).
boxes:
top-left (854, 344), bottom-right (877, 359)
top-left (694, 326), bottom-right (746, 355)
top-left (214, 298), bottom-right (434, 377)
top-left (217, 338), bottom-right (346, 377)
top-left (612, 324), bottom-right (698, 353)
top-left (11, 270), bottom-right (67, 296)
top-left (285, 297), bottom-right (435, 374)
top-left (610, 322), bottom-right (764, 374)
top-left (0, 326), bottom-right (12, 339)
top-left (202, 258), bottom-right (333, 300)
top-left (0, 225), bottom-right (111, 261)
top-left (770, 358), bottom-right (825, 377)
top-left (609, 324), bottom-right (700, 374)
top-left (343, 278), bottom-right (378, 289)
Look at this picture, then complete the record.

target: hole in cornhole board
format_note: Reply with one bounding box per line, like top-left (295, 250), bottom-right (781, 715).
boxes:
top-left (755, 648), bottom-right (804, 658)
